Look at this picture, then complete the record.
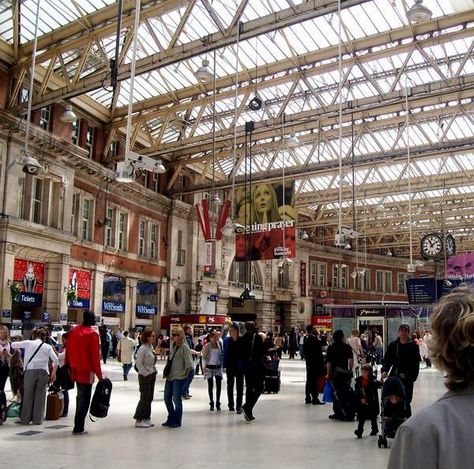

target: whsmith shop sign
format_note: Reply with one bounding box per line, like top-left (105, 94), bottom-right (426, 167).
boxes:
top-left (102, 275), bottom-right (125, 313)
top-left (136, 281), bottom-right (158, 315)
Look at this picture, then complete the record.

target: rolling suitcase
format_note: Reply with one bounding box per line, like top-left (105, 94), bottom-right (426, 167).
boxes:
top-left (264, 369), bottom-right (281, 394)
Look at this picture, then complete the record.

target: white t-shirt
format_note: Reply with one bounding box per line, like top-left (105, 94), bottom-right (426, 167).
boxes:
top-left (12, 339), bottom-right (58, 373)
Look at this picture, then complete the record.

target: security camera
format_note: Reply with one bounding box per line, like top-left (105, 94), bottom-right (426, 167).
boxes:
top-left (22, 154), bottom-right (43, 175)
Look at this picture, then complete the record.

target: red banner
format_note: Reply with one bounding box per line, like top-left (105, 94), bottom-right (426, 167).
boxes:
top-left (311, 315), bottom-right (332, 330)
top-left (300, 261), bottom-right (307, 297)
top-left (69, 269), bottom-right (91, 300)
top-left (14, 259), bottom-right (44, 294)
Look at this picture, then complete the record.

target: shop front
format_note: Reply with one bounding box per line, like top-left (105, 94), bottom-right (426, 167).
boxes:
top-left (161, 314), bottom-right (228, 338)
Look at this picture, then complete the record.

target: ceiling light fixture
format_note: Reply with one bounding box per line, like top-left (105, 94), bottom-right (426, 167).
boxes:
top-left (248, 95), bottom-right (263, 111)
top-left (301, 230), bottom-right (309, 240)
top-left (406, 0), bottom-right (433, 23)
top-left (60, 104), bottom-right (77, 123)
top-left (286, 133), bottom-right (300, 147)
top-left (194, 58), bottom-right (213, 84)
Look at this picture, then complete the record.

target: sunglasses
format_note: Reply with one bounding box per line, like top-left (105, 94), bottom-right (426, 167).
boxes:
top-left (172, 333), bottom-right (179, 337)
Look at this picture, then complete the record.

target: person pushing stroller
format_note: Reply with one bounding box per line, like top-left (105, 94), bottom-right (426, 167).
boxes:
top-left (354, 364), bottom-right (381, 438)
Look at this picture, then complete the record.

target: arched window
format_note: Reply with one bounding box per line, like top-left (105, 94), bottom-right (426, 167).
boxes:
top-left (229, 260), bottom-right (262, 289)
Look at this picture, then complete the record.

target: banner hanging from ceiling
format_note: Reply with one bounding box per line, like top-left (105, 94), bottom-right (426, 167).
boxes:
top-left (235, 181), bottom-right (296, 261)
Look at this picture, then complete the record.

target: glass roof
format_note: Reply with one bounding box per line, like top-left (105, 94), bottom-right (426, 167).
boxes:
top-left (1, 0), bottom-right (473, 242)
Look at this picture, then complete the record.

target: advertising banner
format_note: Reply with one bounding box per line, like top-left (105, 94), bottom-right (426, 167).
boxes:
top-left (13, 259), bottom-right (44, 306)
top-left (102, 275), bottom-right (125, 313)
top-left (136, 281), bottom-right (158, 315)
top-left (446, 253), bottom-right (474, 284)
top-left (300, 261), bottom-right (307, 297)
top-left (68, 269), bottom-right (91, 309)
top-left (235, 181), bottom-right (296, 261)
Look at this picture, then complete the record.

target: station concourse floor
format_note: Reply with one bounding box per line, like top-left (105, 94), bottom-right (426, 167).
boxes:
top-left (2, 358), bottom-right (445, 469)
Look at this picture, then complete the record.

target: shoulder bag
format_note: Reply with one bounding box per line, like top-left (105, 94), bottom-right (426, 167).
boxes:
top-left (25, 342), bottom-right (44, 370)
top-left (163, 346), bottom-right (177, 379)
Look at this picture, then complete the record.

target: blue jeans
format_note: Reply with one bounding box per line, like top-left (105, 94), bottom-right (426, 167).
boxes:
top-left (122, 363), bottom-right (133, 380)
top-left (181, 368), bottom-right (194, 397)
top-left (164, 379), bottom-right (185, 426)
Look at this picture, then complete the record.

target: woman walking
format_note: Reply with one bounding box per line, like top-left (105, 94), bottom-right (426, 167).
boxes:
top-left (162, 327), bottom-right (193, 428)
top-left (134, 328), bottom-right (158, 428)
top-left (203, 331), bottom-right (224, 411)
top-left (12, 328), bottom-right (58, 425)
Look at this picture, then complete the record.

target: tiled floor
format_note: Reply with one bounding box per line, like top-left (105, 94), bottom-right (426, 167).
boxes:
top-left (1, 358), bottom-right (445, 468)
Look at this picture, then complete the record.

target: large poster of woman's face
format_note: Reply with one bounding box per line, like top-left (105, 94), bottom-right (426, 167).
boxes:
top-left (234, 181), bottom-right (296, 261)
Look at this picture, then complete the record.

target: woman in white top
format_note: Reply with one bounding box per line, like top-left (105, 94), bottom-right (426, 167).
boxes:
top-left (202, 331), bottom-right (223, 411)
top-left (347, 330), bottom-right (364, 378)
top-left (12, 328), bottom-right (58, 425)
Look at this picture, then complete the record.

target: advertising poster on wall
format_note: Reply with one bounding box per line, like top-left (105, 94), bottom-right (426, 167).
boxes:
top-left (13, 259), bottom-right (44, 306)
top-left (68, 269), bottom-right (91, 309)
top-left (446, 252), bottom-right (474, 284)
top-left (136, 281), bottom-right (158, 315)
top-left (102, 275), bottom-right (125, 313)
top-left (234, 181), bottom-right (296, 261)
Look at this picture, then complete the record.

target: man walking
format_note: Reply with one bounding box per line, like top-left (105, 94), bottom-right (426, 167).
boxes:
top-left (181, 325), bottom-right (195, 399)
top-left (66, 311), bottom-right (103, 435)
top-left (240, 321), bottom-right (265, 422)
top-left (117, 331), bottom-right (136, 381)
top-left (382, 323), bottom-right (420, 417)
top-left (303, 325), bottom-right (325, 405)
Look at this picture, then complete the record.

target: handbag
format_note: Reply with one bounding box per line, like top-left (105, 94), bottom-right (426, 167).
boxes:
top-left (323, 381), bottom-right (333, 403)
top-left (57, 364), bottom-right (74, 391)
top-left (163, 346), bottom-right (177, 379)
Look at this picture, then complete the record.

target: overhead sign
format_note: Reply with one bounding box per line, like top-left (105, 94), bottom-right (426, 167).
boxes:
top-left (68, 269), bottom-right (91, 309)
top-left (102, 275), bottom-right (125, 313)
top-left (13, 259), bottom-right (44, 306)
top-left (406, 278), bottom-right (443, 304)
top-left (300, 262), bottom-right (307, 297)
top-left (136, 281), bottom-right (158, 315)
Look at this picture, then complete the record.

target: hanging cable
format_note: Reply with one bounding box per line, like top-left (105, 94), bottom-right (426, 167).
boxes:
top-left (211, 48), bottom-right (217, 206)
top-left (124, 0), bottom-right (142, 158)
top-left (336, 0), bottom-right (344, 243)
top-left (24, 0), bottom-right (42, 156)
top-left (406, 77), bottom-right (414, 269)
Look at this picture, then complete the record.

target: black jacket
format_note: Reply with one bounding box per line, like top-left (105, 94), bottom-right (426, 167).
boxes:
top-left (239, 332), bottom-right (265, 373)
top-left (303, 334), bottom-right (325, 375)
top-left (381, 338), bottom-right (420, 383)
top-left (355, 375), bottom-right (381, 418)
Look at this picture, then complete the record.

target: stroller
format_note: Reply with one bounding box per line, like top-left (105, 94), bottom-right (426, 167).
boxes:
top-left (378, 376), bottom-right (408, 448)
top-left (263, 350), bottom-right (281, 394)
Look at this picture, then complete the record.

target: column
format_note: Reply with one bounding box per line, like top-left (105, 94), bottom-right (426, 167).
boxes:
top-left (93, 270), bottom-right (104, 319)
top-left (0, 247), bottom-right (15, 312)
top-left (125, 278), bottom-right (137, 331)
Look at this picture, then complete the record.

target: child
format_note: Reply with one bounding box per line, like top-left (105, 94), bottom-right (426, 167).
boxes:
top-left (354, 364), bottom-right (381, 438)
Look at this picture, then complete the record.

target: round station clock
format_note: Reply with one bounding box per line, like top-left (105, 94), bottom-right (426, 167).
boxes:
top-left (445, 234), bottom-right (456, 257)
top-left (420, 233), bottom-right (443, 259)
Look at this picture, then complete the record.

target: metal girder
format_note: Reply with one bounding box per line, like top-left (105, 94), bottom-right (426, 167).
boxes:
top-left (108, 11), bottom-right (474, 125)
top-left (24, 0), bottom-right (375, 110)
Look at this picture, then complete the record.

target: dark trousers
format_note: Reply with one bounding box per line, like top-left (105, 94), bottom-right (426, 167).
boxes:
top-left (181, 368), bottom-right (194, 397)
top-left (62, 389), bottom-right (69, 417)
top-left (207, 375), bottom-right (222, 404)
top-left (305, 368), bottom-right (321, 403)
top-left (101, 345), bottom-right (109, 364)
top-left (227, 370), bottom-right (244, 410)
top-left (134, 372), bottom-right (156, 421)
top-left (357, 416), bottom-right (378, 433)
top-left (73, 383), bottom-right (92, 433)
top-left (243, 369), bottom-right (264, 418)
top-left (0, 365), bottom-right (9, 392)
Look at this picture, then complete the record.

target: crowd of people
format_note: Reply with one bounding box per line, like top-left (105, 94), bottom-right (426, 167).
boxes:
top-left (1, 286), bottom-right (474, 467)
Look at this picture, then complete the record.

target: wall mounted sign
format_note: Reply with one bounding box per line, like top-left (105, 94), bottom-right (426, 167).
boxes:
top-left (68, 269), bottom-right (91, 309)
top-left (13, 259), bottom-right (44, 306)
top-left (102, 275), bottom-right (125, 313)
top-left (136, 281), bottom-right (158, 315)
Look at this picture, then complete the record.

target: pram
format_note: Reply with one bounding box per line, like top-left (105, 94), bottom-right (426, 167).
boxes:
top-left (263, 350), bottom-right (281, 393)
top-left (377, 376), bottom-right (408, 448)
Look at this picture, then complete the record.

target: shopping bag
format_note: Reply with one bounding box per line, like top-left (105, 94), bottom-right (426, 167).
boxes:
top-left (323, 381), bottom-right (333, 403)
top-left (318, 375), bottom-right (326, 393)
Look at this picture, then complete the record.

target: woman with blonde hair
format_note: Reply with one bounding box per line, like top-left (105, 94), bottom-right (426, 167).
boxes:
top-left (252, 183), bottom-right (281, 224)
top-left (162, 327), bottom-right (193, 428)
top-left (388, 286), bottom-right (474, 469)
top-left (0, 325), bottom-right (12, 393)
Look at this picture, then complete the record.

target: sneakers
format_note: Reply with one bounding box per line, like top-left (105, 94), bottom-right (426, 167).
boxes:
top-left (144, 420), bottom-right (155, 427)
top-left (135, 420), bottom-right (152, 428)
top-left (242, 405), bottom-right (255, 422)
top-left (236, 408), bottom-right (243, 414)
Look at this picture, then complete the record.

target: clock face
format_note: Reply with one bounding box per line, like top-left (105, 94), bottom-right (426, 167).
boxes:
top-left (445, 234), bottom-right (456, 257)
top-left (420, 233), bottom-right (443, 259)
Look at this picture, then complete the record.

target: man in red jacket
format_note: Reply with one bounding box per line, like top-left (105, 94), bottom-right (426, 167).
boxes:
top-left (66, 311), bottom-right (103, 435)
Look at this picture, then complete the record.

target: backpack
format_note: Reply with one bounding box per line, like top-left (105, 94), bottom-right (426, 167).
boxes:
top-left (89, 378), bottom-right (112, 420)
top-left (0, 390), bottom-right (6, 424)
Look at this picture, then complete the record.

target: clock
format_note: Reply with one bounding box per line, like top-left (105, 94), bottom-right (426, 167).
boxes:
top-left (445, 234), bottom-right (456, 257)
top-left (420, 233), bottom-right (443, 259)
